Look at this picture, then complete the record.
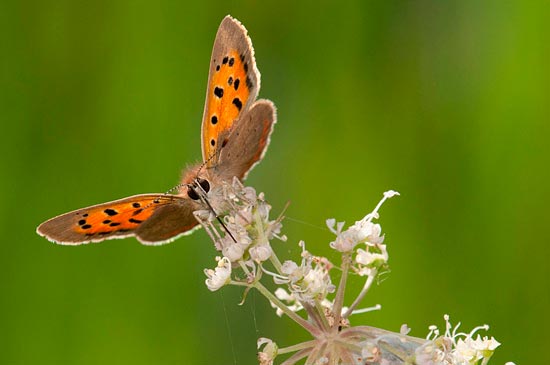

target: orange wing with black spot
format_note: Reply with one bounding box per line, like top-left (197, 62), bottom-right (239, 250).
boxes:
top-left (216, 100), bottom-right (276, 181)
top-left (36, 194), bottom-right (199, 245)
top-left (36, 16), bottom-right (275, 247)
top-left (201, 15), bottom-right (261, 166)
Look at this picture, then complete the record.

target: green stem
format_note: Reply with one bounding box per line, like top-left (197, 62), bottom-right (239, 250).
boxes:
top-left (303, 301), bottom-right (328, 332)
top-left (254, 281), bottom-right (322, 337)
top-left (342, 271), bottom-right (376, 319)
top-left (314, 300), bottom-right (331, 331)
top-left (280, 348), bottom-right (312, 365)
top-left (229, 280), bottom-right (249, 287)
top-left (269, 250), bottom-right (283, 273)
top-left (238, 260), bottom-right (252, 277)
top-left (332, 253), bottom-right (351, 331)
top-left (277, 340), bottom-right (317, 355)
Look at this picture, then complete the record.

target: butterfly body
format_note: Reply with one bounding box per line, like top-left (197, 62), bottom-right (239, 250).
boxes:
top-left (37, 16), bottom-right (276, 246)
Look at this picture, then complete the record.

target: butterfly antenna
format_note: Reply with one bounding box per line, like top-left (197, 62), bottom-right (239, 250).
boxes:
top-left (195, 151), bottom-right (219, 179)
top-left (193, 149), bottom-right (237, 242)
top-left (164, 183), bottom-right (186, 195)
top-left (195, 184), bottom-right (238, 244)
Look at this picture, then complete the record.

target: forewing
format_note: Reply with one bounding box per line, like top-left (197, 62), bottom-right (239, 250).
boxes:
top-left (201, 15), bottom-right (261, 165)
top-left (37, 194), bottom-right (199, 245)
top-left (215, 99), bottom-right (276, 181)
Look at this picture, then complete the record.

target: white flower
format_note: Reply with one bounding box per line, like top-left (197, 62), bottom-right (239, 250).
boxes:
top-left (355, 243), bottom-right (389, 276)
top-left (204, 257), bottom-right (231, 291)
top-left (328, 191), bottom-right (397, 252)
top-left (271, 288), bottom-right (303, 316)
top-left (455, 337), bottom-right (479, 362)
top-left (249, 243), bottom-right (272, 262)
top-left (220, 233), bottom-right (250, 262)
top-left (217, 214), bottom-right (253, 262)
top-left (301, 266), bottom-right (335, 300)
top-left (271, 243), bottom-right (334, 303)
top-left (417, 315), bottom-right (502, 365)
top-left (257, 338), bottom-right (277, 365)
top-left (329, 229), bottom-right (361, 252)
top-left (356, 245), bottom-right (388, 266)
top-left (279, 260), bottom-right (303, 283)
top-left (455, 335), bottom-right (501, 363)
top-left (473, 335), bottom-right (500, 352)
top-left (364, 222), bottom-right (384, 244)
top-left (196, 180), bottom-right (279, 264)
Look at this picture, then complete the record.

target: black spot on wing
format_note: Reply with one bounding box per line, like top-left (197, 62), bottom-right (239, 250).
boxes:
top-left (132, 203), bottom-right (141, 208)
top-left (222, 56), bottom-right (228, 64)
top-left (232, 98), bottom-right (242, 111)
top-left (104, 209), bottom-right (118, 216)
top-left (129, 218), bottom-right (143, 224)
top-left (81, 224), bottom-right (92, 230)
top-left (211, 115), bottom-right (218, 124)
top-left (214, 87), bottom-right (224, 98)
top-left (234, 79), bottom-right (240, 91)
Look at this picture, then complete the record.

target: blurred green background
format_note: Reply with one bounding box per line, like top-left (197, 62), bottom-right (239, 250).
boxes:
top-left (1, 1), bottom-right (548, 364)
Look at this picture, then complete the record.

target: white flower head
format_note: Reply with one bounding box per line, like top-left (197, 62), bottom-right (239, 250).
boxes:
top-left (417, 315), bottom-right (501, 365)
top-left (249, 243), bottom-right (273, 263)
top-left (195, 180), bottom-right (283, 264)
top-left (257, 338), bottom-right (277, 365)
top-left (270, 242), bottom-right (334, 304)
top-left (271, 288), bottom-right (303, 316)
top-left (204, 257), bottom-right (232, 291)
top-left (219, 226), bottom-right (251, 262)
top-left (355, 243), bottom-right (389, 276)
top-left (328, 191), bottom-right (397, 253)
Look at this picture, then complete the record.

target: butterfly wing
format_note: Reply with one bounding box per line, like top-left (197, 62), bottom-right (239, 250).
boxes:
top-left (37, 194), bottom-right (199, 245)
top-left (201, 15), bottom-right (261, 166)
top-left (215, 100), bottom-right (276, 181)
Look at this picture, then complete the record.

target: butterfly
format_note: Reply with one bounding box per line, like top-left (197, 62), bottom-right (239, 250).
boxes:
top-left (36, 15), bottom-right (276, 246)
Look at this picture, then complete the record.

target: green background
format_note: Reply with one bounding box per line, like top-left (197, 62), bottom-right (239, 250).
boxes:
top-left (1, 1), bottom-right (548, 364)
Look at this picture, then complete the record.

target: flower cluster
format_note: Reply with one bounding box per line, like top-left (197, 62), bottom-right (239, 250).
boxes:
top-left (195, 178), bottom-right (285, 266)
top-left (197, 182), bottom-right (509, 365)
top-left (413, 314), bottom-right (503, 365)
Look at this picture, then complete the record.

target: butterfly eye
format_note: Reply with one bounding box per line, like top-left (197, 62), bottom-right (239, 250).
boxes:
top-left (187, 179), bottom-right (211, 201)
top-left (198, 178), bottom-right (211, 193)
top-left (187, 187), bottom-right (200, 200)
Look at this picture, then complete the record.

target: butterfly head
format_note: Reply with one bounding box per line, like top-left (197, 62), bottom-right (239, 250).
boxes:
top-left (186, 178), bottom-right (211, 201)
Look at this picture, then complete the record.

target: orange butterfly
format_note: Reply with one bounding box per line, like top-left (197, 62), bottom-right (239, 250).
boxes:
top-left (37, 15), bottom-right (276, 245)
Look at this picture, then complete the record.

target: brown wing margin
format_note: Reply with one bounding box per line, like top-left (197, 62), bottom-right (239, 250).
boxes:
top-left (36, 194), bottom-right (200, 245)
top-left (135, 200), bottom-right (200, 245)
top-left (214, 99), bottom-right (276, 181)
